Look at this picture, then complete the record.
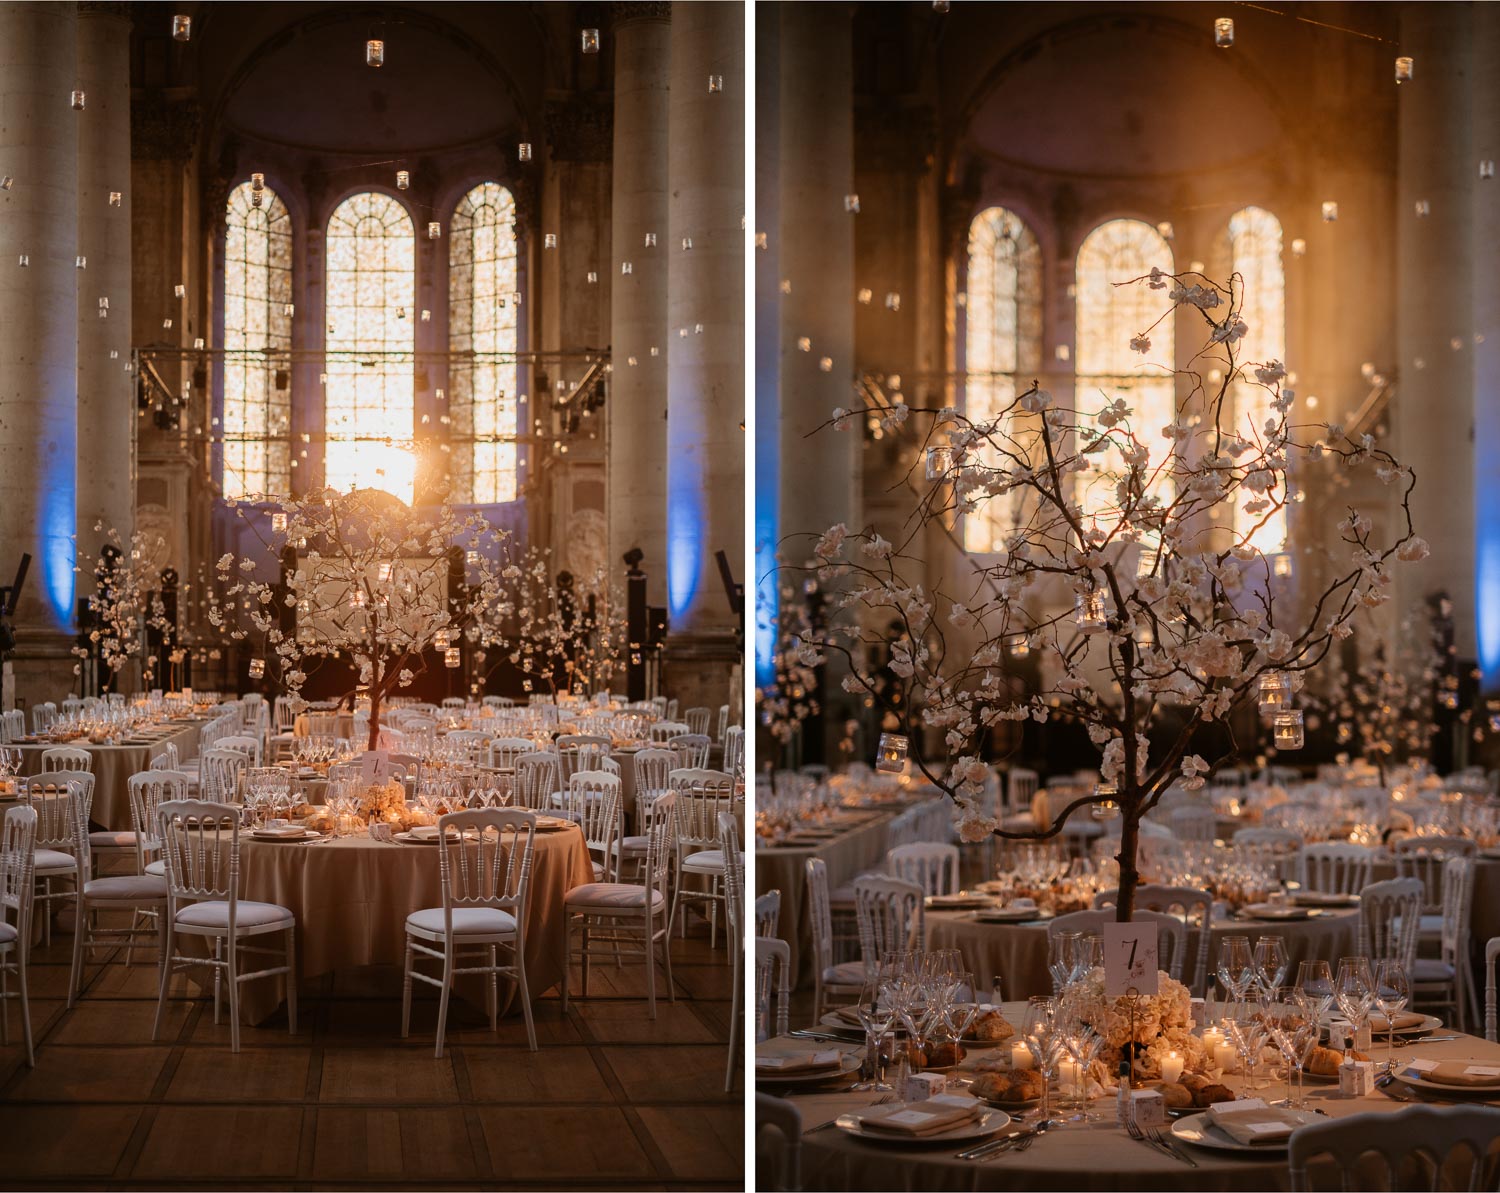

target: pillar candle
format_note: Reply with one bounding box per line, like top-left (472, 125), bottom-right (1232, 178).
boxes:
top-left (1160, 1051), bottom-right (1185, 1083)
top-left (1010, 1041), bottom-right (1034, 1070)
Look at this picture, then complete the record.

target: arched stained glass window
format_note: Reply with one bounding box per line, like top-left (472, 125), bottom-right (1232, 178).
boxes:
top-left (1226, 205), bottom-right (1287, 551)
top-left (222, 181), bottom-right (292, 499)
top-left (324, 192), bottom-right (416, 502)
top-left (1075, 218), bottom-right (1175, 516)
top-left (449, 183), bottom-right (519, 504)
top-left (963, 207), bottom-right (1042, 552)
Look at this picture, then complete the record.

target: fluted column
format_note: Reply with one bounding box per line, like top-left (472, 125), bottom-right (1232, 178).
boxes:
top-left (1473, 6), bottom-right (1500, 688)
top-left (777, 2), bottom-right (855, 559)
top-left (665, 0), bottom-right (744, 680)
top-left (0, 2), bottom-right (80, 707)
top-left (608, 3), bottom-right (671, 605)
top-left (76, 2), bottom-right (133, 558)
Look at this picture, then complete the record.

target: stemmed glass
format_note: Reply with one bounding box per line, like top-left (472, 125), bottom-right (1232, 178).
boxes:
top-left (1226, 1013), bottom-right (1268, 1090)
top-left (1373, 959), bottom-right (1410, 1068)
top-left (1254, 937), bottom-right (1289, 1004)
top-left (1048, 932), bottom-right (1082, 994)
top-left (1022, 996), bottom-right (1066, 1124)
top-left (941, 971), bottom-right (981, 1059)
top-left (1295, 959), bottom-right (1335, 1025)
top-left (1264, 997), bottom-right (1317, 1108)
top-left (853, 973), bottom-right (895, 1092)
top-left (1335, 957), bottom-right (1376, 1058)
top-left (1216, 935), bottom-right (1255, 1018)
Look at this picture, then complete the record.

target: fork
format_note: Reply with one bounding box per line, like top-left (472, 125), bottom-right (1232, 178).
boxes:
top-left (1146, 1123), bottom-right (1199, 1167)
top-left (807, 1092), bottom-right (895, 1134)
top-left (1125, 1116), bottom-right (1186, 1165)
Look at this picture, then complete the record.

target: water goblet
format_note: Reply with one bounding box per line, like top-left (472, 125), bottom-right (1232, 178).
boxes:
top-left (1372, 959), bottom-right (1410, 1067)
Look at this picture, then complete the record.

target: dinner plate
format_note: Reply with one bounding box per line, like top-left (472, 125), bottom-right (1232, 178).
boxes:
top-left (1319, 1013), bottom-right (1442, 1040)
top-left (972, 908), bottom-right (1048, 924)
top-left (926, 894), bottom-right (996, 911)
top-left (394, 831), bottom-right (442, 845)
top-left (753, 1051), bottom-right (862, 1086)
top-left (1396, 1063), bottom-right (1500, 1095)
top-left (250, 827), bottom-right (322, 842)
top-left (1239, 904), bottom-right (1312, 921)
top-left (1293, 891), bottom-right (1360, 908)
top-left (834, 1107), bottom-right (1009, 1145)
top-left (533, 816), bottom-right (577, 833)
top-left (1170, 1108), bottom-right (1320, 1152)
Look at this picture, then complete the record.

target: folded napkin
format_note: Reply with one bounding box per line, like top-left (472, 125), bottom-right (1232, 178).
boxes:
top-left (409, 825), bottom-right (441, 840)
top-left (754, 1049), bottom-right (843, 1074)
top-left (1404, 1060), bottom-right (1500, 1087)
top-left (831, 1004), bottom-right (866, 1027)
top-left (1369, 1011), bottom-right (1425, 1032)
top-left (1205, 1099), bottom-right (1305, 1146)
top-left (255, 823), bottom-right (307, 838)
top-left (859, 1094), bottom-right (982, 1137)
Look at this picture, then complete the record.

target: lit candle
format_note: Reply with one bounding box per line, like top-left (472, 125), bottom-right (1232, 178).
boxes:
top-left (1201, 1027), bottom-right (1225, 1051)
top-left (1010, 1041), bottom-right (1034, 1070)
top-left (1059, 1058), bottom-right (1083, 1093)
top-left (1214, 1042), bottom-right (1237, 1072)
top-left (1160, 1051), bottom-right (1184, 1083)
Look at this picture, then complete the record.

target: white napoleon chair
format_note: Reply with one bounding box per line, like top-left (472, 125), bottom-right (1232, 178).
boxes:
top-left (0, 804), bottom-right (38, 1067)
top-left (25, 772), bottom-right (94, 947)
top-left (852, 876), bottom-right (925, 972)
top-left (1358, 876), bottom-right (1423, 975)
top-left (1412, 856), bottom-right (1480, 1033)
top-left (1094, 884), bottom-right (1214, 996)
top-left (153, 799), bottom-right (298, 1052)
top-left (649, 721), bottom-right (690, 743)
top-left (1170, 804), bottom-right (1218, 842)
top-left (886, 841), bottom-right (960, 897)
top-left (198, 747), bottom-right (250, 804)
top-left (513, 752), bottom-right (561, 812)
top-left (1297, 841), bottom-right (1376, 896)
top-left (723, 725), bottom-right (745, 778)
top-left (755, 936), bottom-right (792, 1045)
top-left (806, 857), bottom-right (865, 1025)
top-left (668, 733), bottom-right (713, 770)
top-left (39, 746), bottom-right (92, 772)
top-left (487, 737), bottom-right (536, 771)
top-left (1486, 936), bottom-right (1500, 1043)
top-left (669, 770), bottom-right (740, 948)
top-left (1287, 1105), bottom-right (1500, 1192)
top-left (755, 889), bottom-right (782, 939)
top-left (216, 734), bottom-right (263, 767)
top-left (566, 771), bottom-right (624, 881)
top-left (683, 707), bottom-right (712, 737)
top-left (562, 791), bottom-right (677, 1018)
top-left (402, 808), bottom-right (540, 1056)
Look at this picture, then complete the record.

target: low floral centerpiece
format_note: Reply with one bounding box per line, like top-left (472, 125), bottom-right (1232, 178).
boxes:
top-left (1076, 969), bottom-right (1209, 1080)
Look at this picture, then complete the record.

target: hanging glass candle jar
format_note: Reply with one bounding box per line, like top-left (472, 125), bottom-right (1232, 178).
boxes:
top-left (1075, 588), bottom-right (1109, 633)
top-left (1007, 633), bottom-right (1030, 658)
top-left (1214, 18), bottom-right (1234, 46)
top-left (396, 170), bottom-right (410, 190)
top-left (925, 445), bottom-right (954, 479)
top-left (1257, 670), bottom-right (1290, 716)
top-left (172, 14), bottom-right (191, 40)
top-left (248, 658), bottom-right (265, 679)
top-left (1395, 56), bottom-right (1413, 83)
top-left (271, 512), bottom-right (287, 533)
top-left (427, 222), bottom-right (441, 239)
top-left (518, 142), bottom-right (532, 161)
top-left (708, 74), bottom-right (723, 93)
top-left (580, 28), bottom-right (600, 53)
top-left (1092, 782), bottom-right (1120, 820)
top-left (444, 646), bottom-right (462, 669)
top-left (71, 90), bottom-right (86, 110)
top-left (1321, 200), bottom-right (1339, 222)
top-left (366, 39), bottom-right (384, 67)
top-left (1272, 709), bottom-right (1305, 750)
top-left (875, 732), bottom-right (909, 773)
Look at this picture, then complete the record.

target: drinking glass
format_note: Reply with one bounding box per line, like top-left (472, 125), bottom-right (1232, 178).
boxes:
top-left (1264, 997), bottom-right (1317, 1108)
top-left (1335, 957), bottom-right (1375, 1057)
top-left (853, 974), bottom-right (895, 1091)
top-left (1226, 1014), bottom-right (1268, 1090)
top-left (1022, 996), bottom-right (1065, 1124)
top-left (1372, 959), bottom-right (1410, 1067)
top-left (1216, 935), bottom-right (1255, 1017)
top-left (1295, 959), bottom-right (1335, 1024)
top-left (1048, 932), bottom-right (1081, 993)
top-left (1254, 937), bottom-right (1289, 1002)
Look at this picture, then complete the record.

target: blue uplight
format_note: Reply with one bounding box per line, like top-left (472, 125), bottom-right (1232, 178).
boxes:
top-left (667, 494), bottom-right (701, 622)
top-left (1479, 538), bottom-right (1500, 687)
top-left (42, 486), bottom-right (75, 625)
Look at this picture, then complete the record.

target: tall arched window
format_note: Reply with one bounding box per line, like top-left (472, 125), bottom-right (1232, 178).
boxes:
top-left (324, 192), bottom-right (416, 502)
top-left (222, 181), bottom-right (293, 499)
top-left (963, 206), bottom-right (1041, 552)
top-left (1226, 205), bottom-right (1286, 551)
top-left (1075, 218), bottom-right (1175, 516)
top-left (449, 182), bottom-right (519, 504)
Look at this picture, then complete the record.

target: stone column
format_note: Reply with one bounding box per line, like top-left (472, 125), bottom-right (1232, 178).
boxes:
top-left (608, 3), bottom-right (671, 606)
top-left (76, 2), bottom-right (134, 559)
top-left (1396, 4), bottom-right (1474, 653)
top-left (777, 2), bottom-right (855, 563)
top-left (753, 0), bottom-right (781, 687)
top-left (664, 0), bottom-right (744, 709)
top-left (1473, 6), bottom-right (1500, 688)
top-left (0, 2), bottom-right (80, 708)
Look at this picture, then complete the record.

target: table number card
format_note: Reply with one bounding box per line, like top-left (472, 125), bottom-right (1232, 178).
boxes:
top-left (360, 750), bottom-right (391, 783)
top-left (1103, 921), bottom-right (1159, 997)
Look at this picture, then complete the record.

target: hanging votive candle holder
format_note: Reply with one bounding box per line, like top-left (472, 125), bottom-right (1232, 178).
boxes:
top-left (427, 222), bottom-right (441, 239)
top-left (1092, 782), bottom-right (1120, 820)
top-left (875, 733), bottom-right (909, 773)
top-left (1273, 552), bottom-right (1293, 578)
top-left (1322, 200), bottom-right (1339, 222)
top-left (708, 74), bottom-right (723, 92)
top-left (1415, 199), bottom-right (1431, 217)
top-left (396, 170), bottom-right (410, 190)
top-left (925, 445), bottom-right (954, 479)
top-left (251, 191), bottom-right (263, 208)
top-left (580, 28), bottom-right (600, 53)
top-left (366, 39), bottom-right (384, 67)
top-left (1075, 588), bottom-right (1109, 633)
top-left (108, 191), bottom-right (121, 207)
top-left (444, 646), bottom-right (462, 669)
top-left (844, 193), bottom-right (860, 213)
top-left (1291, 238), bottom-right (1306, 256)
top-left (544, 233), bottom-right (558, 249)
top-left (518, 142), bottom-right (532, 161)
top-left (1482, 160), bottom-right (1497, 181)
top-left (248, 658), bottom-right (265, 679)
top-left (172, 14), bottom-right (191, 41)
top-left (1257, 670), bottom-right (1290, 716)
top-left (1007, 633), bottom-right (1030, 658)
top-left (1272, 709), bottom-right (1305, 750)
top-left (174, 283), bottom-right (185, 298)
top-left (271, 512), bottom-right (287, 533)
top-left (1214, 17), bottom-right (1234, 46)
top-left (71, 90), bottom-right (86, 110)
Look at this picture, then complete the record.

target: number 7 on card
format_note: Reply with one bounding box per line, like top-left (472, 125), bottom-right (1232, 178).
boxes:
top-left (1103, 921), bottom-right (1159, 997)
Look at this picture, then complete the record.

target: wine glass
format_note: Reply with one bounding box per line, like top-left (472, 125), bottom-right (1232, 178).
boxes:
top-left (943, 971), bottom-right (981, 1057)
top-left (1216, 935), bottom-right (1255, 1017)
top-left (1372, 959), bottom-right (1410, 1067)
top-left (1264, 996), bottom-right (1317, 1108)
top-left (853, 973), bottom-right (895, 1092)
top-left (1253, 937), bottom-right (1289, 1003)
top-left (1048, 931), bottom-right (1082, 993)
top-left (1295, 959), bottom-right (1335, 1024)
top-left (1335, 957), bottom-right (1375, 1058)
top-left (1021, 996), bottom-right (1065, 1124)
top-left (1226, 1014), bottom-right (1268, 1090)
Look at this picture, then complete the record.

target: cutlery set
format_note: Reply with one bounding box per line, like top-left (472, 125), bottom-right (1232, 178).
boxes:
top-left (1124, 1116), bottom-right (1198, 1167)
top-left (954, 1118), bottom-right (1054, 1160)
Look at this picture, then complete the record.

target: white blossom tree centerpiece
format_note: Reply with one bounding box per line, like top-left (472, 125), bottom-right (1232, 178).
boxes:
top-left (214, 488), bottom-right (510, 750)
top-left (796, 271), bottom-right (1426, 919)
top-left (73, 524), bottom-right (176, 691)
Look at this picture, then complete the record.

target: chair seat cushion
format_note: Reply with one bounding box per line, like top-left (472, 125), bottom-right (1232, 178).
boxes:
top-left (591, 859), bottom-right (606, 880)
top-left (406, 906), bottom-right (517, 937)
top-left (33, 848), bottom-right (78, 873)
top-left (565, 882), bottom-right (665, 910)
top-left (1412, 957), bottom-right (1455, 982)
top-left (84, 874), bottom-right (168, 902)
top-left (176, 899), bottom-right (293, 930)
top-left (1417, 913), bottom-right (1444, 935)
top-left (89, 830), bottom-right (138, 849)
top-left (145, 859), bottom-right (166, 877)
top-left (681, 849), bottom-right (727, 874)
top-left (614, 834), bottom-right (650, 854)
top-left (822, 960), bottom-right (866, 987)
top-left (0, 921), bottom-right (15, 945)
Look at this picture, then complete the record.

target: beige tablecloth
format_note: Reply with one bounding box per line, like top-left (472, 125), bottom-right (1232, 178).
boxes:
top-left (926, 908), bottom-right (1360, 1000)
top-left (772, 1008), bottom-right (1500, 1191)
top-left (188, 826), bottom-right (592, 1024)
top-left (293, 711), bottom-right (357, 739)
top-left (757, 810), bottom-right (897, 989)
top-left (14, 720), bottom-right (204, 830)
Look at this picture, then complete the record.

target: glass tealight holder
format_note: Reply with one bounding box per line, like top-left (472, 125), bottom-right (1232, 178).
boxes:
top-left (396, 170), bottom-right (410, 190)
top-left (1214, 17), bottom-right (1234, 46)
top-left (545, 233), bottom-right (557, 249)
top-left (1007, 633), bottom-right (1030, 658)
top-left (1257, 671), bottom-right (1290, 716)
top-left (1075, 589), bottom-right (1109, 633)
top-left (518, 142), bottom-right (532, 161)
top-left (1092, 786), bottom-right (1120, 820)
top-left (581, 28), bottom-right (600, 53)
top-left (1395, 56), bottom-right (1413, 83)
top-left (1272, 709), bottom-right (1305, 750)
top-left (71, 90), bottom-right (86, 110)
top-left (875, 733), bottom-right (909, 773)
top-left (925, 445), bottom-right (953, 479)
top-left (172, 14), bottom-right (191, 40)
top-left (427, 222), bottom-right (441, 239)
top-left (1322, 200), bottom-right (1339, 222)
top-left (708, 74), bottom-right (723, 93)
top-left (444, 647), bottom-right (462, 669)
top-left (248, 659), bottom-right (265, 679)
top-left (366, 39), bottom-right (384, 67)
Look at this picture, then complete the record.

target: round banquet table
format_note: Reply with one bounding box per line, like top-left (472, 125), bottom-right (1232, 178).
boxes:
top-left (926, 908), bottom-right (1360, 1000)
top-left (769, 1005), bottom-right (1500, 1191)
top-left (187, 824), bottom-right (593, 1025)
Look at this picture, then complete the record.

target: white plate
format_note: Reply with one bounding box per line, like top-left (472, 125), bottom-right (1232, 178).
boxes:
top-left (1397, 1064), bottom-right (1500, 1095)
top-left (927, 894), bottom-right (996, 911)
top-left (973, 908), bottom-right (1049, 924)
top-left (1171, 1108), bottom-right (1320, 1152)
top-left (1293, 892), bottom-right (1360, 908)
top-left (753, 1051), bottom-right (862, 1085)
top-left (1240, 904), bottom-right (1313, 921)
top-left (394, 831), bottom-right (441, 846)
top-left (250, 828), bottom-right (321, 842)
top-left (1319, 1013), bottom-right (1442, 1039)
top-left (834, 1107), bottom-right (1009, 1145)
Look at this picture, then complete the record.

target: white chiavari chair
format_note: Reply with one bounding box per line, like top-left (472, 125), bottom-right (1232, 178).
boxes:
top-left (216, 734), bottom-right (262, 767)
top-left (0, 804), bottom-right (37, 1067)
top-left (886, 842), bottom-right (960, 897)
top-left (1359, 876), bottom-right (1423, 975)
top-left (566, 772), bottom-right (623, 881)
top-left (669, 769), bottom-right (739, 948)
top-left (39, 745), bottom-right (91, 772)
top-left (668, 733), bottom-right (712, 770)
top-left (198, 747), bottom-right (249, 804)
top-left (755, 890), bottom-right (781, 940)
top-left (755, 936), bottom-right (791, 1044)
top-left (487, 737), bottom-right (536, 771)
top-left (1297, 842), bottom-right (1376, 895)
top-left (513, 752), bottom-right (560, 812)
top-left (649, 721), bottom-right (690, 743)
top-left (1413, 856), bottom-right (1479, 1032)
top-left (723, 725), bottom-right (744, 778)
top-left (852, 876), bottom-right (925, 972)
top-left (684, 707), bottom-right (712, 737)
top-left (25, 773), bottom-right (93, 946)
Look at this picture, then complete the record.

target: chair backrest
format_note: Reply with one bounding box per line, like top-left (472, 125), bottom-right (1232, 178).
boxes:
top-left (1298, 842), bottom-right (1376, 895)
top-left (127, 771), bottom-right (188, 872)
top-left (1437, 855), bottom-right (1476, 969)
top-left (557, 741), bottom-right (610, 784)
top-left (1093, 884), bottom-right (1213, 995)
top-left (1170, 804), bottom-right (1218, 842)
top-left (1287, 1105), bottom-right (1500, 1192)
top-left (649, 720), bottom-right (690, 743)
top-left (487, 737), bottom-right (536, 770)
top-left (667, 733), bottom-right (712, 769)
top-left (640, 790), bottom-right (677, 903)
top-left (632, 748), bottom-right (677, 801)
top-left (199, 747), bottom-right (250, 803)
top-left (1486, 936), bottom-right (1500, 1044)
top-left (441, 697), bottom-right (466, 709)
top-left (1048, 908), bottom-right (1188, 983)
top-left (0, 804), bottom-right (38, 939)
top-left (1232, 826), bottom-right (1302, 852)
top-left (558, 733), bottom-right (611, 755)
top-left (24, 772), bottom-right (94, 853)
top-left (40, 745), bottom-right (93, 772)
top-left (1358, 876), bottom-right (1423, 971)
top-left (755, 888), bottom-right (781, 939)
top-left (886, 841), bottom-right (960, 897)
top-left (684, 706), bottom-right (712, 736)
top-left (671, 769), bottom-right (739, 852)
top-left (157, 799), bottom-right (242, 910)
top-left (755, 1093), bottom-right (803, 1193)
top-left (1395, 836), bottom-right (1478, 915)
top-left (852, 875), bottom-right (924, 970)
top-left (723, 725), bottom-right (744, 778)
top-left (716, 704), bottom-right (730, 743)
top-left (721, 811), bottom-right (745, 943)
top-left (567, 771), bottom-right (623, 874)
top-left (434, 808), bottom-right (536, 920)
top-left (805, 857), bottom-right (837, 980)
top-left (1006, 767), bottom-right (1039, 814)
top-left (755, 936), bottom-right (791, 1042)
top-left (216, 734), bottom-right (262, 767)
top-left (513, 752), bottom-right (560, 811)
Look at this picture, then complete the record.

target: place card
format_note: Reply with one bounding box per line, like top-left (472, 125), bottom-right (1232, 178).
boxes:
top-left (360, 750), bottom-right (391, 783)
top-left (1339, 1060), bottom-right (1374, 1096)
top-left (1405, 1059), bottom-right (1439, 1075)
top-left (1103, 921), bottom-right (1159, 997)
top-left (1464, 1066), bottom-right (1500, 1078)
